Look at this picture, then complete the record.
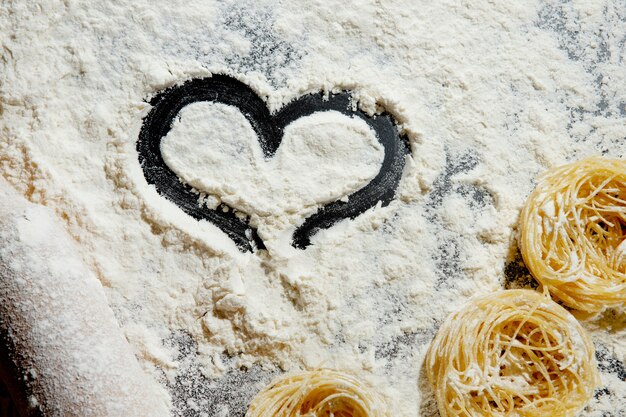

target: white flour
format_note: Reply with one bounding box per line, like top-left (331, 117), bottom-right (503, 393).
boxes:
top-left (1, 1), bottom-right (625, 416)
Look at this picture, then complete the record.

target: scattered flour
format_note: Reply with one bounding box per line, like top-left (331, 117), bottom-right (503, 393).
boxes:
top-left (0, 0), bottom-right (625, 416)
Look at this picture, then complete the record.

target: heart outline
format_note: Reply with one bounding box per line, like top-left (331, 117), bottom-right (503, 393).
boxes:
top-left (137, 75), bottom-right (409, 251)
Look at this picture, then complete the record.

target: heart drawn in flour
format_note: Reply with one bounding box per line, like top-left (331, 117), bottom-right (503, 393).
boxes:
top-left (137, 75), bottom-right (409, 252)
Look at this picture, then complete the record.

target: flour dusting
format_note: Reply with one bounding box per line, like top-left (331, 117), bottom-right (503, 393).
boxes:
top-left (0, 1), bottom-right (625, 416)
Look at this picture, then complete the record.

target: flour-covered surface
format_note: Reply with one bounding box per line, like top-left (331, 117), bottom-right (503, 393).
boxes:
top-left (0, 1), bottom-right (625, 416)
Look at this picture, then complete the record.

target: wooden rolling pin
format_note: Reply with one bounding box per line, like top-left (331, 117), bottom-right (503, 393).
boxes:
top-left (0, 179), bottom-right (169, 416)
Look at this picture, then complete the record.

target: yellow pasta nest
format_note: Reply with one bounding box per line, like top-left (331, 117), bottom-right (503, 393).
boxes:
top-left (245, 369), bottom-right (389, 417)
top-left (520, 157), bottom-right (626, 312)
top-left (425, 290), bottom-right (598, 417)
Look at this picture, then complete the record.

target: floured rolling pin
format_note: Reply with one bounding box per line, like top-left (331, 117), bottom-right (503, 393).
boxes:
top-left (0, 179), bottom-right (169, 417)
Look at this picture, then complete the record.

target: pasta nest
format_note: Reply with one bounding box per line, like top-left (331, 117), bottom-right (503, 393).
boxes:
top-left (245, 369), bottom-right (389, 417)
top-left (520, 157), bottom-right (626, 312)
top-left (425, 290), bottom-right (598, 417)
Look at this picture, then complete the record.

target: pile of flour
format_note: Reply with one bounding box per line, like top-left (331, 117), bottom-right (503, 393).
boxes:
top-left (1, 0), bottom-right (625, 416)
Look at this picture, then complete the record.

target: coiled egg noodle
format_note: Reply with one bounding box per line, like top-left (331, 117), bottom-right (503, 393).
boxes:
top-left (520, 157), bottom-right (626, 312)
top-left (246, 369), bottom-right (390, 417)
top-left (425, 290), bottom-right (598, 417)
